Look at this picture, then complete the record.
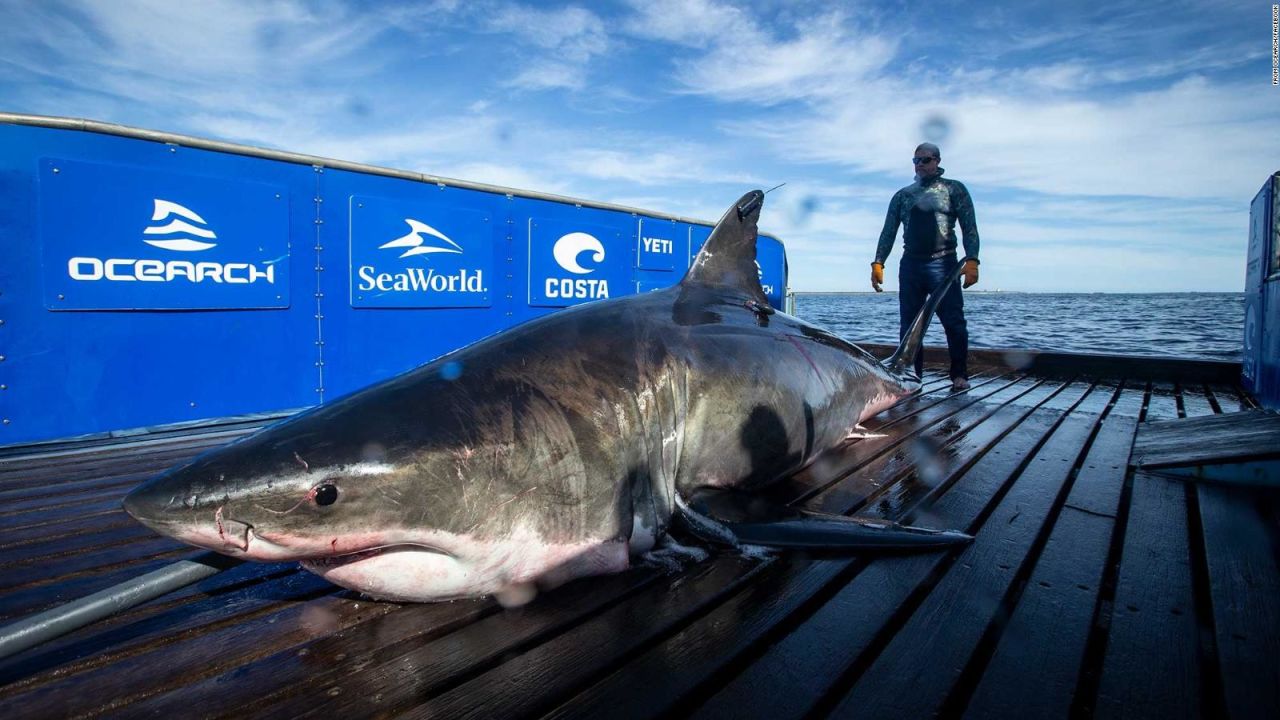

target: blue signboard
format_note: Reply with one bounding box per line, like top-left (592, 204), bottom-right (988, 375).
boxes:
top-left (637, 218), bottom-right (679, 271)
top-left (756, 235), bottom-right (786, 304)
top-left (3, 117), bottom-right (791, 446)
top-left (349, 195), bottom-right (493, 308)
top-left (690, 224), bottom-right (711, 262)
top-left (636, 279), bottom-right (679, 294)
top-left (39, 158), bottom-right (290, 310)
top-left (528, 217), bottom-right (630, 307)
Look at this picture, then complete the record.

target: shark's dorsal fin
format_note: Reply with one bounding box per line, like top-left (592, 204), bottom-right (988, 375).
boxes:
top-left (680, 190), bottom-right (772, 307)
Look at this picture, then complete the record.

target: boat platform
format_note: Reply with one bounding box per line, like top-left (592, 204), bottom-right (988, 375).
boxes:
top-left (0, 351), bottom-right (1277, 719)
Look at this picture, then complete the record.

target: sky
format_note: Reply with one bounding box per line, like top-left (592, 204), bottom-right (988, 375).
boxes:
top-left (1, 0), bottom-right (1277, 292)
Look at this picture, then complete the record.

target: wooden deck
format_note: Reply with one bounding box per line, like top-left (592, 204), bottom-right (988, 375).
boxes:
top-left (1, 364), bottom-right (1277, 719)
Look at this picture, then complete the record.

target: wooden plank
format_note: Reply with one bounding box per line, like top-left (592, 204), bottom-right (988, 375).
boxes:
top-left (0, 538), bottom-right (190, 595)
top-left (825, 386), bottom-right (1110, 718)
top-left (1133, 411), bottom-right (1280, 468)
top-left (0, 434), bottom-right (238, 485)
top-left (546, 557), bottom-right (848, 720)
top-left (1109, 381), bottom-right (1146, 418)
top-left (180, 570), bottom-right (661, 720)
top-left (0, 509), bottom-right (135, 549)
top-left (689, 385), bottom-right (1089, 720)
top-left (782, 374), bottom-right (1038, 508)
top-left (0, 564), bottom-right (313, 685)
top-left (1187, 384), bottom-right (1280, 719)
top-left (866, 370), bottom-right (1015, 429)
top-left (0, 553), bottom-right (203, 625)
top-left (1093, 381), bottom-right (1202, 719)
top-left (0, 472), bottom-right (152, 505)
top-left (0, 495), bottom-right (123, 530)
top-left (962, 391), bottom-right (1140, 717)
top-left (0, 522), bottom-right (157, 569)
top-left (0, 589), bottom-right (391, 717)
top-left (1196, 485), bottom-right (1280, 719)
top-left (0, 416), bottom-right (275, 466)
top-left (0, 483), bottom-right (135, 520)
top-left (1206, 384), bottom-right (1252, 414)
top-left (789, 373), bottom-right (1028, 503)
top-left (805, 378), bottom-right (1062, 517)
top-left (389, 557), bottom-right (769, 720)
top-left (1179, 384), bottom-right (1228, 718)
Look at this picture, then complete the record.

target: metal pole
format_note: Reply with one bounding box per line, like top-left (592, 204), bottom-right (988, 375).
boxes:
top-left (0, 552), bottom-right (242, 661)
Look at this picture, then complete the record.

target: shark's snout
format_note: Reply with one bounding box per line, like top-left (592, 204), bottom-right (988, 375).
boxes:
top-left (122, 480), bottom-right (175, 529)
top-left (123, 475), bottom-right (253, 554)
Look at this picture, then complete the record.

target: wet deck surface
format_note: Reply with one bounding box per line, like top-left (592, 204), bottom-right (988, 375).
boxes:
top-left (1, 368), bottom-right (1277, 719)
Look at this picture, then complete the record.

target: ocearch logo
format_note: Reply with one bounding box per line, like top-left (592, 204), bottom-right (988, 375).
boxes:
top-left (143, 199), bottom-right (218, 252)
top-left (66, 198), bottom-right (275, 284)
top-left (356, 217), bottom-right (484, 295)
top-left (755, 259), bottom-right (775, 296)
top-left (545, 232), bottom-right (609, 300)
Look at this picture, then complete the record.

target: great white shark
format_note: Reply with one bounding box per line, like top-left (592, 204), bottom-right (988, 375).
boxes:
top-left (123, 190), bottom-right (972, 602)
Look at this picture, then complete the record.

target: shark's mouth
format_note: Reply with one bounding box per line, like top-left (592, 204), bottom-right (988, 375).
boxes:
top-left (300, 546), bottom-right (388, 569)
top-left (299, 544), bottom-right (453, 570)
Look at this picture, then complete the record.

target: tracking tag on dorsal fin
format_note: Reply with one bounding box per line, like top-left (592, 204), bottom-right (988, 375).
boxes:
top-left (680, 190), bottom-right (772, 307)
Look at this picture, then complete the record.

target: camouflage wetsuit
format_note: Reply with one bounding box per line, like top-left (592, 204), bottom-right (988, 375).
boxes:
top-left (874, 168), bottom-right (981, 380)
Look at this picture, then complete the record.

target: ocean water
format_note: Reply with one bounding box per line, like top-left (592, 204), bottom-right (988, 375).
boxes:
top-left (791, 292), bottom-right (1245, 362)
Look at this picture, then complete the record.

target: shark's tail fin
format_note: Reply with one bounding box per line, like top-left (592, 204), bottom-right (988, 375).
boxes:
top-left (884, 257), bottom-right (973, 380)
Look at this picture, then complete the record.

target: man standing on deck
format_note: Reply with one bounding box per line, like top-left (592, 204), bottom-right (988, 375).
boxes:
top-left (871, 142), bottom-right (981, 391)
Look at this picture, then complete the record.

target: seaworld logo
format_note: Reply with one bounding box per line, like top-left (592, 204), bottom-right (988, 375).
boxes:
top-left (357, 217), bottom-right (485, 295)
top-left (378, 218), bottom-right (464, 259)
top-left (547, 232), bottom-right (608, 300)
top-left (67, 198), bottom-right (275, 284)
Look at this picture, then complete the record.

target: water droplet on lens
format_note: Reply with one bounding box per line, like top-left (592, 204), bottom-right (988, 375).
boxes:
top-left (441, 361), bottom-right (463, 381)
top-left (496, 582), bottom-right (537, 608)
top-left (361, 442), bottom-right (387, 463)
top-left (920, 114), bottom-right (951, 143)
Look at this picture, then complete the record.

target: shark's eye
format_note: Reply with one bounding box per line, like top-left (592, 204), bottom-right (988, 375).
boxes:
top-left (314, 483), bottom-right (339, 506)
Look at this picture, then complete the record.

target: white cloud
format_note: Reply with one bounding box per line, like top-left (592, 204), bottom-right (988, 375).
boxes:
top-left (639, 4), bottom-right (1276, 208)
top-left (486, 4), bottom-right (607, 90)
top-left (562, 147), bottom-right (761, 186)
top-left (726, 73), bottom-right (1278, 204)
top-left (507, 61), bottom-right (587, 91)
top-left (622, 0), bottom-right (751, 46)
top-left (627, 2), bottom-right (897, 105)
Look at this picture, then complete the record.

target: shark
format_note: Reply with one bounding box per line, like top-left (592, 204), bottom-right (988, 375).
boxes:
top-left (123, 190), bottom-right (971, 603)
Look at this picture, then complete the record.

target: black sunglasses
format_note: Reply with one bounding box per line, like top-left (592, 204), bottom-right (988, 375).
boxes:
top-left (912, 156), bottom-right (938, 165)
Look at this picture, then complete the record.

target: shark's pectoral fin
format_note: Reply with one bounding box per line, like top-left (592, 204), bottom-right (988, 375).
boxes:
top-left (845, 424), bottom-right (887, 440)
top-left (681, 487), bottom-right (972, 550)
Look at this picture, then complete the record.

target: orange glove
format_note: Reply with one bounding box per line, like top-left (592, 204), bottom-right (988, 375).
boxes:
top-left (871, 262), bottom-right (884, 292)
top-left (961, 259), bottom-right (979, 288)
